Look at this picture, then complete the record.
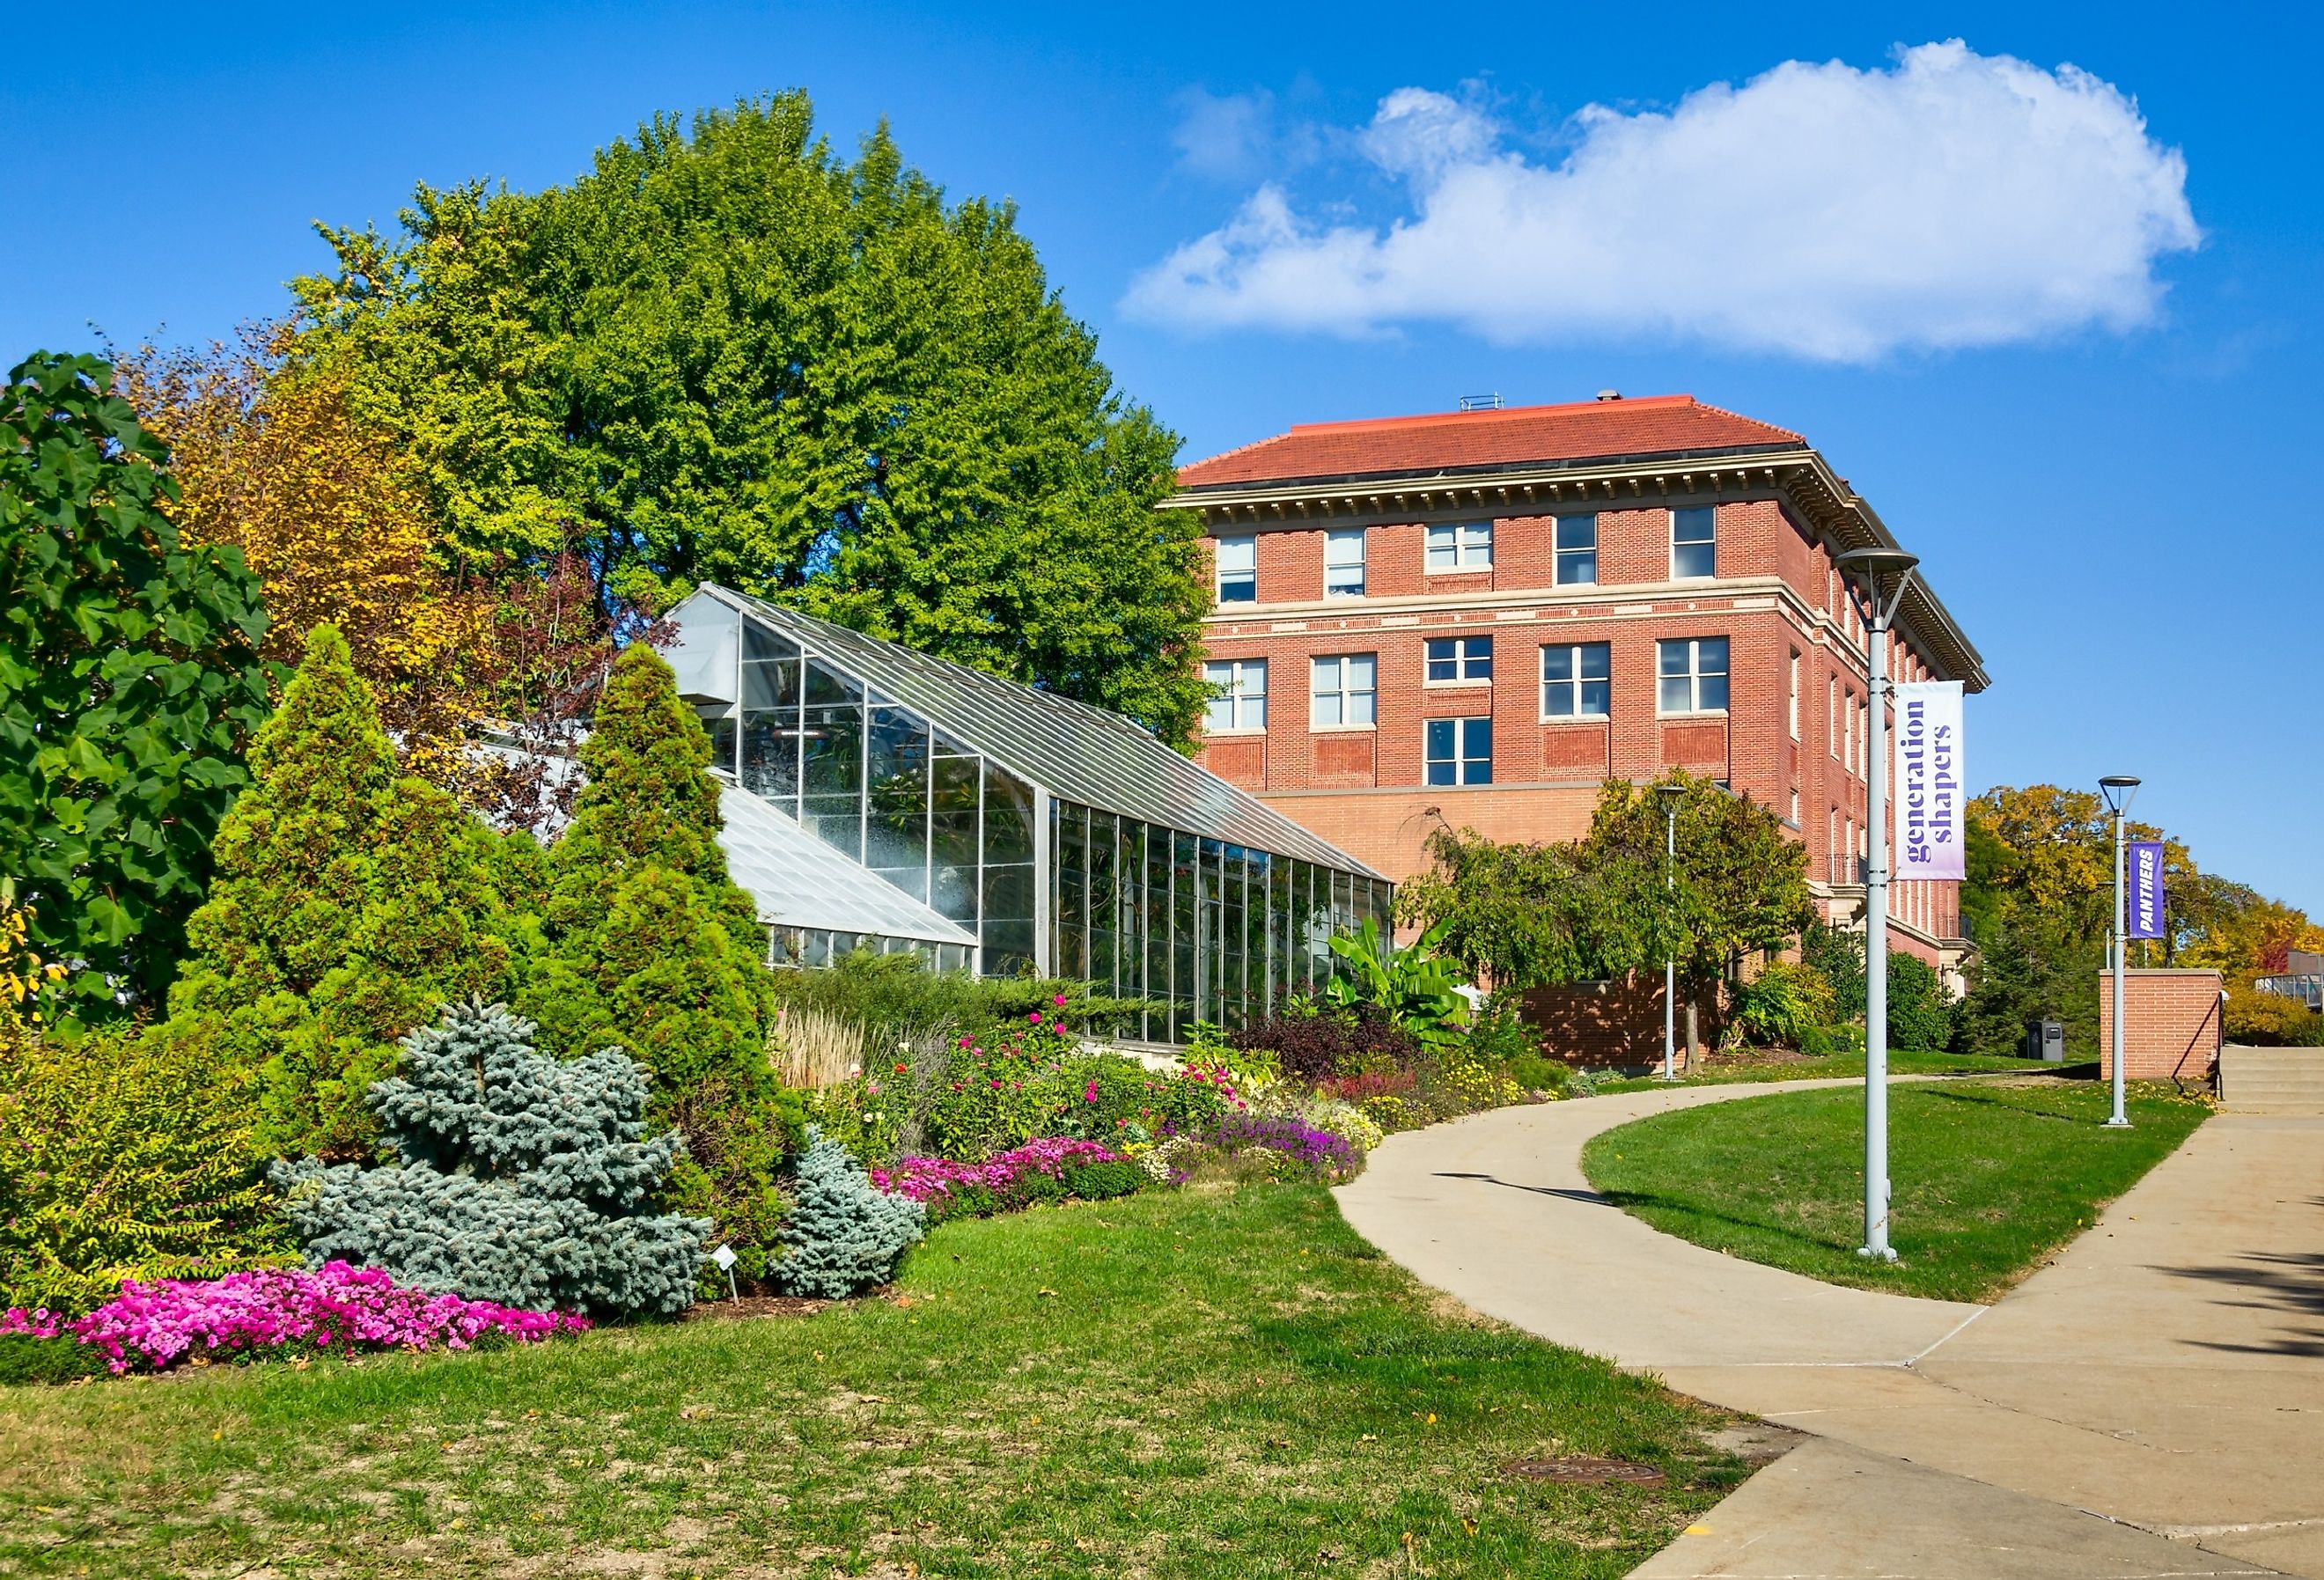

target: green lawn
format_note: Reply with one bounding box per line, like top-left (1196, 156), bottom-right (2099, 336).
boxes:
top-left (1591, 1048), bottom-right (2041, 1096)
top-left (1578, 1079), bottom-right (2208, 1302)
top-left (2, 1185), bottom-right (1748, 1579)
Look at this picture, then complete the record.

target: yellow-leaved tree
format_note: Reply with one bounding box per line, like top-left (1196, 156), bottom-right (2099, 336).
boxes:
top-left (116, 325), bottom-right (498, 790)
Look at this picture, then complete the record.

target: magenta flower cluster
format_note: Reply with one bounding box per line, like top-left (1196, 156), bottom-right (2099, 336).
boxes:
top-left (4, 1262), bottom-right (590, 1374)
top-left (872, 1136), bottom-right (1125, 1205)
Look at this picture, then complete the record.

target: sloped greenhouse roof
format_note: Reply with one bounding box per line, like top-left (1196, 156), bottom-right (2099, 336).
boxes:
top-left (688, 584), bottom-right (1383, 878)
top-left (714, 772), bottom-right (977, 947)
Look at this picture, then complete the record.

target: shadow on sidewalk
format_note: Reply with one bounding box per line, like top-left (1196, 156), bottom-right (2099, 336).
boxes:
top-left (1432, 1171), bottom-right (1612, 1207)
top-left (2159, 1226), bottom-right (2324, 1358)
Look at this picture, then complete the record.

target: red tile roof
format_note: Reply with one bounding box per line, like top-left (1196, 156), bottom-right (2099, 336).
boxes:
top-left (1177, 395), bottom-right (1806, 489)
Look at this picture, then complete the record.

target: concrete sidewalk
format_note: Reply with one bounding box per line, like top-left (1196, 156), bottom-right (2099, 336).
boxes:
top-left (1335, 1080), bottom-right (2324, 1578)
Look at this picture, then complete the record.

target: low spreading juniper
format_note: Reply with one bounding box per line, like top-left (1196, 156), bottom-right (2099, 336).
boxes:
top-left (274, 1000), bottom-right (706, 1314)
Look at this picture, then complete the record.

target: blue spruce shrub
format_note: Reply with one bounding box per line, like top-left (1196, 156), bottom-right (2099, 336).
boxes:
top-left (273, 1000), bottom-right (707, 1314)
top-left (776, 1127), bottom-right (925, 1298)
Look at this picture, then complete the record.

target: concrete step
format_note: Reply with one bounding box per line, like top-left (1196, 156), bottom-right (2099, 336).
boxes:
top-left (2219, 1045), bottom-right (2324, 1113)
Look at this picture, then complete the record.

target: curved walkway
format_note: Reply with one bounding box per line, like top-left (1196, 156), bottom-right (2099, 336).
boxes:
top-left (1335, 1079), bottom-right (2324, 1578)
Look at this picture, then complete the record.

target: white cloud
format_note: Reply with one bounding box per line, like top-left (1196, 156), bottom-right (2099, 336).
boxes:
top-left (1170, 88), bottom-right (1278, 181)
top-left (1126, 43), bottom-right (2201, 362)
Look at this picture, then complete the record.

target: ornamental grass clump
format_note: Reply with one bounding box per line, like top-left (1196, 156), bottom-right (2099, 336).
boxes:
top-left (275, 1000), bottom-right (707, 1316)
top-left (9, 1262), bottom-right (588, 1375)
top-left (773, 1128), bottom-right (925, 1298)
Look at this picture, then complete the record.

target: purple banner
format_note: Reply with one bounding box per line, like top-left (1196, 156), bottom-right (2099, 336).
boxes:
top-left (2127, 840), bottom-right (2166, 940)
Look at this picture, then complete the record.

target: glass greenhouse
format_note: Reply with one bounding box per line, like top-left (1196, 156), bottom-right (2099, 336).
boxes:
top-left (663, 585), bottom-right (1390, 1042)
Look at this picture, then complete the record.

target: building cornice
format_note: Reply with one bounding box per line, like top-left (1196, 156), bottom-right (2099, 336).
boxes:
top-left (1162, 445), bottom-right (1989, 693)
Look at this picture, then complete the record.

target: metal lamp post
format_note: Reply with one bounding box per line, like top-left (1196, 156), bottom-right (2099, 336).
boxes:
top-left (1656, 781), bottom-right (1687, 1081)
top-left (1835, 546), bottom-right (1919, 1263)
top-left (2099, 775), bottom-right (2141, 1128)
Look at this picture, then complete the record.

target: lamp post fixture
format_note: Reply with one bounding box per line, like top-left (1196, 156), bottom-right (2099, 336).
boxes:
top-left (1656, 781), bottom-right (1687, 1082)
top-left (1835, 546), bottom-right (1919, 1263)
top-left (2099, 775), bottom-right (2141, 1128)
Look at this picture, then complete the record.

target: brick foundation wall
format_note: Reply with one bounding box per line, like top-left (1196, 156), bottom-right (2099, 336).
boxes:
top-left (2095, 969), bottom-right (2225, 1083)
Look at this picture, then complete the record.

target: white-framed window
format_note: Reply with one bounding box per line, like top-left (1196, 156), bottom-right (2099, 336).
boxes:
top-left (1424, 717), bottom-right (1492, 785)
top-left (1310, 653), bottom-right (1378, 728)
top-left (1672, 505), bottom-right (1716, 579)
top-left (1202, 658), bottom-right (1266, 731)
top-left (1424, 635), bottom-right (1492, 682)
top-left (1425, 519), bottom-right (1492, 571)
top-left (1215, 534), bottom-right (1256, 603)
top-left (1828, 675), bottom-right (1839, 759)
top-left (1787, 650), bottom-right (1801, 740)
top-left (1555, 514), bottom-right (1598, 585)
top-left (1657, 636), bottom-right (1730, 715)
top-left (1541, 642), bottom-right (1610, 718)
top-left (1324, 528), bottom-right (1366, 597)
top-left (1790, 787), bottom-right (1801, 827)
top-left (1842, 686), bottom-right (1856, 770)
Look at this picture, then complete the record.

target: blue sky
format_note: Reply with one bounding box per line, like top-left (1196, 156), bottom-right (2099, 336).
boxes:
top-left (6, 2), bottom-right (2318, 909)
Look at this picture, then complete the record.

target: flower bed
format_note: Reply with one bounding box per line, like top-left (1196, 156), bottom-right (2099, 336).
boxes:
top-left (872, 1137), bottom-right (1143, 1224)
top-left (1149, 1114), bottom-right (1364, 1186)
top-left (3, 1261), bottom-right (590, 1375)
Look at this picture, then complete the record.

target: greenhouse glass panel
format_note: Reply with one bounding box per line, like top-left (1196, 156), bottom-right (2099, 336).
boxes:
top-left (744, 621), bottom-right (796, 663)
top-left (1172, 832), bottom-right (1197, 1036)
top-left (864, 706), bottom-right (930, 899)
top-left (1089, 808), bottom-right (1118, 996)
top-left (929, 740), bottom-right (980, 925)
top-left (1269, 856), bottom-right (1292, 1009)
top-left (1241, 850), bottom-right (1269, 1022)
top-left (982, 763), bottom-right (1039, 974)
top-left (740, 653), bottom-right (802, 806)
top-left (1056, 802), bottom-right (1088, 982)
top-left (1331, 869), bottom-right (1356, 939)
top-left (982, 763), bottom-right (1036, 867)
top-left (1220, 844), bottom-right (1247, 1031)
top-left (801, 660), bottom-right (864, 861)
top-left (982, 862), bottom-right (1037, 976)
top-left (1144, 826), bottom-right (1172, 1039)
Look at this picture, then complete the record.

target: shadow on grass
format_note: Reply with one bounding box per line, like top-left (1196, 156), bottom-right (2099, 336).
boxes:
top-left (1431, 1169), bottom-right (1861, 1262)
top-left (1908, 1084), bottom-right (2099, 1126)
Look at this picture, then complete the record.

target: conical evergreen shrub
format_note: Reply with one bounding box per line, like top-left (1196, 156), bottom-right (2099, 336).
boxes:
top-left (774, 1127), bottom-right (925, 1298)
top-left (275, 1000), bottom-right (706, 1314)
top-left (163, 625), bottom-right (526, 1159)
top-left (517, 642), bottom-right (796, 1282)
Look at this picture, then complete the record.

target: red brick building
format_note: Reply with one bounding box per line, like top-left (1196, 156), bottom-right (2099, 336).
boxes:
top-left (1170, 393), bottom-right (1989, 984)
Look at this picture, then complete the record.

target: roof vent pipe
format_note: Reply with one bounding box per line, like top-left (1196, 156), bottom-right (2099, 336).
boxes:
top-left (1457, 393), bottom-right (1504, 412)
top-left (1596, 389), bottom-right (1622, 401)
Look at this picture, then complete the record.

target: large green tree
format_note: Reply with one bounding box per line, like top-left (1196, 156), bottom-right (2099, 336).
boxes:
top-left (0, 353), bottom-right (274, 1016)
top-left (290, 96), bottom-right (1209, 746)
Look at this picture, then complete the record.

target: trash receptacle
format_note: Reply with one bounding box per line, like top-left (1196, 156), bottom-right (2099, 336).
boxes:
top-left (2023, 1019), bottom-right (2064, 1062)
